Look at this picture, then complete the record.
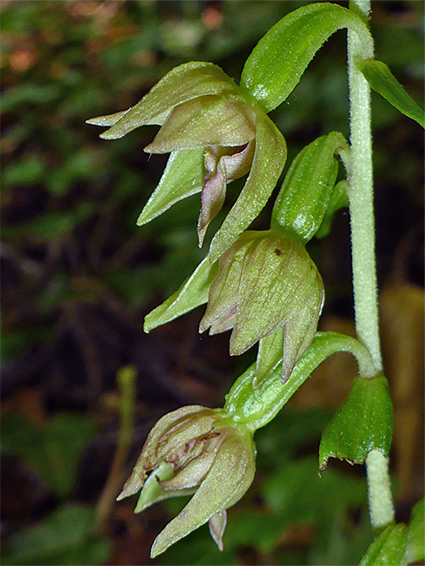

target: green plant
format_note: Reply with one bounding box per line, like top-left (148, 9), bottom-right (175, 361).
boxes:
top-left (88, 1), bottom-right (424, 563)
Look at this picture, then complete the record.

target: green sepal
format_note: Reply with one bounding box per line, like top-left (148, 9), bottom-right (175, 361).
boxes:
top-left (271, 132), bottom-right (348, 244)
top-left (319, 374), bottom-right (393, 470)
top-left (315, 180), bottom-right (349, 239)
top-left (144, 256), bottom-right (218, 333)
top-left (87, 61), bottom-right (240, 138)
top-left (359, 524), bottom-right (408, 566)
top-left (357, 59), bottom-right (425, 129)
top-left (144, 94), bottom-right (255, 153)
top-left (240, 3), bottom-right (372, 112)
top-left (406, 498), bottom-right (425, 564)
top-left (137, 148), bottom-right (205, 226)
top-left (255, 328), bottom-right (284, 389)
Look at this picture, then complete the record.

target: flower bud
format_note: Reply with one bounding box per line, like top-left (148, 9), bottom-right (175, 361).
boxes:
top-left (117, 405), bottom-right (256, 557)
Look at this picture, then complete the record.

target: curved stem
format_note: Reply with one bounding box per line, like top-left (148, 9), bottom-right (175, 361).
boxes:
top-left (224, 331), bottom-right (375, 431)
top-left (347, 0), bottom-right (394, 530)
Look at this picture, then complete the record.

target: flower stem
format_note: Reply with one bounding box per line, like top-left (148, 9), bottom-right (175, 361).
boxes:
top-left (347, 0), bottom-right (394, 530)
top-left (95, 365), bottom-right (137, 533)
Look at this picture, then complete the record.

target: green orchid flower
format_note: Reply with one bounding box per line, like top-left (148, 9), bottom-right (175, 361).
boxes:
top-left (87, 61), bottom-right (286, 260)
top-left (199, 230), bottom-right (325, 385)
top-left (117, 405), bottom-right (255, 557)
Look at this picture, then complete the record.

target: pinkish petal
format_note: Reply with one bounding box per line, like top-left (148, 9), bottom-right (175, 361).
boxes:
top-left (209, 111), bottom-right (286, 261)
top-left (221, 140), bottom-right (255, 181)
top-left (197, 158), bottom-right (227, 247)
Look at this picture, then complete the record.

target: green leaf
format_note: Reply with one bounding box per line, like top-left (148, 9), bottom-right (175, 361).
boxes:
top-left (1, 505), bottom-right (109, 565)
top-left (359, 524), bottom-right (408, 566)
top-left (315, 180), bottom-right (349, 239)
top-left (1, 413), bottom-right (97, 498)
top-left (357, 59), bottom-right (425, 128)
top-left (271, 132), bottom-right (347, 244)
top-left (406, 498), bottom-right (425, 563)
top-left (319, 374), bottom-right (393, 470)
top-left (137, 148), bottom-right (205, 226)
top-left (144, 256), bottom-right (218, 333)
top-left (241, 3), bottom-right (372, 112)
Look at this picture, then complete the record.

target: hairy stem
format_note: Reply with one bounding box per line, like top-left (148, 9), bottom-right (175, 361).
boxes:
top-left (347, 0), bottom-right (394, 530)
top-left (366, 449), bottom-right (395, 531)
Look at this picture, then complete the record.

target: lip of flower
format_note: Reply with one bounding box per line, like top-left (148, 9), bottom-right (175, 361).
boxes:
top-left (86, 61), bottom-right (286, 260)
top-left (116, 405), bottom-right (256, 557)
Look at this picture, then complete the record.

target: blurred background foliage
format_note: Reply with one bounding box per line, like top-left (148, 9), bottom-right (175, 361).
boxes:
top-left (1, 1), bottom-right (423, 564)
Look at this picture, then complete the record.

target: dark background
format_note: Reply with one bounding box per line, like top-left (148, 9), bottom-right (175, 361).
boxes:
top-left (1, 1), bottom-right (424, 564)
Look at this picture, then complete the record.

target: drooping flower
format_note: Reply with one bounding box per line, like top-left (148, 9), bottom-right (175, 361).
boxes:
top-left (87, 61), bottom-right (286, 260)
top-left (117, 405), bottom-right (256, 557)
top-left (199, 230), bottom-right (325, 385)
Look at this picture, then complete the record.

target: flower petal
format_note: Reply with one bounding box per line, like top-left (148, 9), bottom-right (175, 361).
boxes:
top-left (150, 427), bottom-right (255, 558)
top-left (116, 406), bottom-right (210, 500)
top-left (209, 111), bottom-right (286, 262)
top-left (137, 148), bottom-right (205, 227)
top-left (144, 95), bottom-right (256, 153)
top-left (197, 142), bottom-right (256, 246)
top-left (199, 238), bottom-right (253, 334)
top-left (221, 140), bottom-right (255, 181)
top-left (134, 461), bottom-right (196, 514)
top-left (281, 272), bottom-right (324, 382)
top-left (229, 235), bottom-right (306, 355)
top-left (160, 435), bottom-right (222, 490)
top-left (197, 158), bottom-right (227, 247)
top-left (90, 61), bottom-right (239, 139)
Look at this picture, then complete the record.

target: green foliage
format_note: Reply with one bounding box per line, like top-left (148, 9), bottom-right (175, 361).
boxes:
top-left (271, 132), bottom-right (348, 243)
top-left (359, 523), bottom-right (408, 566)
top-left (319, 375), bottom-right (393, 469)
top-left (406, 498), bottom-right (425, 563)
top-left (358, 59), bottom-right (425, 128)
top-left (1, 505), bottom-right (109, 565)
top-left (315, 179), bottom-right (349, 239)
top-left (241, 3), bottom-right (371, 111)
top-left (1, 413), bottom-right (97, 498)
